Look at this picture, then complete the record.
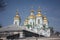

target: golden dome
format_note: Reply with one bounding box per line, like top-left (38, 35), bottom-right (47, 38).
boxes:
top-left (25, 19), bottom-right (28, 22)
top-left (36, 7), bottom-right (42, 17)
top-left (44, 17), bottom-right (47, 20)
top-left (43, 16), bottom-right (47, 20)
top-left (14, 15), bottom-right (20, 20)
top-left (29, 15), bottom-right (35, 19)
top-left (43, 16), bottom-right (48, 22)
top-left (14, 10), bottom-right (20, 20)
top-left (29, 9), bottom-right (35, 19)
top-left (36, 13), bottom-right (42, 17)
top-left (44, 20), bottom-right (47, 22)
top-left (24, 18), bottom-right (29, 25)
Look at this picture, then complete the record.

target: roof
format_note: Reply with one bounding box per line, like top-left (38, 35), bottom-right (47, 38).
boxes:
top-left (0, 25), bottom-right (26, 32)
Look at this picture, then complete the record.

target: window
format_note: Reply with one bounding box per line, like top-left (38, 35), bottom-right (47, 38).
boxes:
top-left (38, 19), bottom-right (40, 24)
top-left (33, 22), bottom-right (34, 25)
top-left (15, 21), bottom-right (17, 25)
top-left (30, 22), bottom-right (32, 25)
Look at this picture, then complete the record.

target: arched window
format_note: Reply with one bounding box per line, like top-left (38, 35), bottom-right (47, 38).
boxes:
top-left (30, 22), bottom-right (32, 25)
top-left (38, 19), bottom-right (40, 24)
top-left (15, 21), bottom-right (17, 25)
top-left (33, 22), bottom-right (34, 25)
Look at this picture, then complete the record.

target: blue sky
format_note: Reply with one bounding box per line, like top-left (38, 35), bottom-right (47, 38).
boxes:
top-left (0, 0), bottom-right (60, 32)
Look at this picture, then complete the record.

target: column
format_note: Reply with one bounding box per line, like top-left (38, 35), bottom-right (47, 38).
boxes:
top-left (19, 31), bottom-right (24, 38)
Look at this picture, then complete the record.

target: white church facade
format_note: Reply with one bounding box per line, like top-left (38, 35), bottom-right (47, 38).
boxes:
top-left (0, 7), bottom-right (51, 40)
top-left (14, 7), bottom-right (50, 37)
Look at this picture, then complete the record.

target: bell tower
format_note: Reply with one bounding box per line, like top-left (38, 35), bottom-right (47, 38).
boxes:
top-left (14, 9), bottom-right (21, 26)
top-left (36, 7), bottom-right (43, 28)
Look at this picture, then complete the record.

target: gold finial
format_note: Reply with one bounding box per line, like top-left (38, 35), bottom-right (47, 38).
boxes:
top-left (36, 6), bottom-right (42, 17)
top-left (39, 6), bottom-right (40, 9)
top-left (14, 8), bottom-right (20, 20)
top-left (29, 6), bottom-right (35, 19)
top-left (31, 6), bottom-right (33, 8)
top-left (44, 10), bottom-right (47, 17)
top-left (30, 6), bottom-right (34, 15)
top-left (38, 6), bottom-right (41, 12)
top-left (30, 6), bottom-right (34, 12)
top-left (16, 8), bottom-right (18, 11)
top-left (16, 8), bottom-right (19, 15)
top-left (43, 16), bottom-right (47, 20)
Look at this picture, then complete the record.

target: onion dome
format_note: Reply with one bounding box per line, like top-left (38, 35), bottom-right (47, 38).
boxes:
top-left (43, 16), bottom-right (48, 23)
top-left (36, 13), bottom-right (42, 17)
top-left (24, 18), bottom-right (29, 25)
top-left (29, 9), bottom-right (35, 19)
top-left (25, 18), bottom-right (29, 22)
top-left (14, 9), bottom-right (20, 20)
top-left (36, 7), bottom-right (42, 17)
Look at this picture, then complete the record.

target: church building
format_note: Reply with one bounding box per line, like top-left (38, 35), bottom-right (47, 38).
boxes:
top-left (0, 7), bottom-right (50, 40)
top-left (23, 7), bottom-right (50, 37)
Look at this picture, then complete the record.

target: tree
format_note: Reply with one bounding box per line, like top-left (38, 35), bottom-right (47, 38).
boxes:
top-left (55, 31), bottom-right (60, 36)
top-left (49, 27), bottom-right (54, 35)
